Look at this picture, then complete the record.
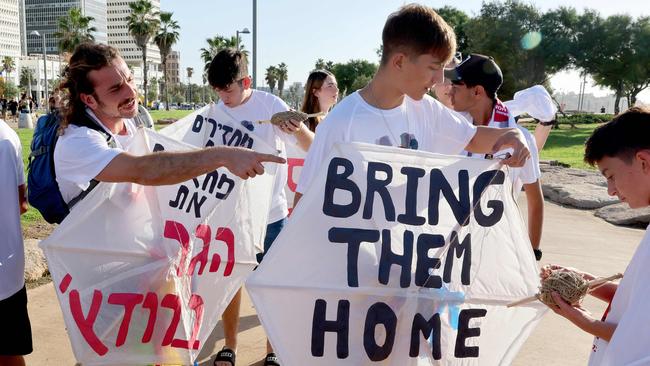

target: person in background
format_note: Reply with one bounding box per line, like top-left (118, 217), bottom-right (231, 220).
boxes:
top-left (0, 117), bottom-right (32, 366)
top-left (300, 69), bottom-right (339, 132)
top-left (447, 53), bottom-right (544, 260)
top-left (545, 106), bottom-right (650, 365)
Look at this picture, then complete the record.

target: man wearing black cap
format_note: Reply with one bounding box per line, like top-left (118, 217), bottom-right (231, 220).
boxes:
top-left (447, 54), bottom-right (545, 261)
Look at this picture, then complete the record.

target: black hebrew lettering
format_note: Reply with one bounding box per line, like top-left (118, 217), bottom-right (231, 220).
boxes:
top-left (200, 171), bottom-right (234, 200)
top-left (444, 232), bottom-right (472, 285)
top-left (220, 125), bottom-right (233, 145)
top-left (363, 162), bottom-right (395, 221)
top-left (428, 169), bottom-right (470, 226)
top-left (363, 302), bottom-right (397, 361)
top-left (206, 118), bottom-right (217, 138)
top-left (214, 174), bottom-right (234, 200)
top-left (415, 233), bottom-right (445, 288)
top-left (311, 299), bottom-right (350, 359)
top-left (186, 192), bottom-right (207, 218)
top-left (323, 158), bottom-right (361, 218)
top-left (169, 185), bottom-right (189, 209)
top-left (328, 228), bottom-right (380, 287)
top-left (473, 170), bottom-right (505, 227)
top-left (410, 313), bottom-right (441, 360)
top-left (397, 167), bottom-right (426, 226)
top-left (228, 128), bottom-right (243, 146)
top-left (153, 143), bottom-right (165, 152)
top-left (378, 229), bottom-right (412, 288)
top-left (191, 115), bottom-right (203, 132)
top-left (454, 308), bottom-right (487, 358)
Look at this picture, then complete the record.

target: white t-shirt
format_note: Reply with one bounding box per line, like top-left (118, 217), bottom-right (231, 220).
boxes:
top-left (589, 226), bottom-right (650, 366)
top-left (0, 120), bottom-right (26, 300)
top-left (296, 91), bottom-right (477, 194)
top-left (54, 111), bottom-right (138, 204)
top-left (217, 90), bottom-right (299, 223)
top-left (459, 100), bottom-right (541, 193)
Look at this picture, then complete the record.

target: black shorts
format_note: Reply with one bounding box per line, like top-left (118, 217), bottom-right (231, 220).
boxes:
top-left (0, 286), bottom-right (33, 356)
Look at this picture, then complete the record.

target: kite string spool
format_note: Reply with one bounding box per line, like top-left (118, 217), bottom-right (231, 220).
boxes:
top-left (537, 270), bottom-right (589, 307)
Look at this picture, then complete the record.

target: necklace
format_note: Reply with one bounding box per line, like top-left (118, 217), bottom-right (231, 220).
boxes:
top-left (363, 86), bottom-right (413, 149)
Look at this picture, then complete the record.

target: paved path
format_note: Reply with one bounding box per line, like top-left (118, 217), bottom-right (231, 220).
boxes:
top-left (24, 200), bottom-right (645, 365)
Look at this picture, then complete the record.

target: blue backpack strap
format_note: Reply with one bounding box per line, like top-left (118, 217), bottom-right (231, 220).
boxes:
top-left (66, 112), bottom-right (118, 208)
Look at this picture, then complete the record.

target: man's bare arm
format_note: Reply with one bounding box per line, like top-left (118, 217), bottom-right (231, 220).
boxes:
top-left (96, 146), bottom-right (285, 184)
top-left (523, 180), bottom-right (544, 250)
top-left (18, 184), bottom-right (28, 215)
top-left (465, 126), bottom-right (530, 167)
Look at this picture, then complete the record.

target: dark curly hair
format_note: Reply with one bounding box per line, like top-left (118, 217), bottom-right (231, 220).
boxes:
top-left (584, 106), bottom-right (650, 166)
top-left (59, 42), bottom-right (120, 131)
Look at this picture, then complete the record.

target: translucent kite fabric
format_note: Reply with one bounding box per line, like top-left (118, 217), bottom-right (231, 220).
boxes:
top-left (248, 142), bottom-right (547, 365)
top-left (41, 109), bottom-right (277, 365)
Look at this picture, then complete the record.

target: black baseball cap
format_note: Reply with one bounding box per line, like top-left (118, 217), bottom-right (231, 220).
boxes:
top-left (444, 54), bottom-right (503, 97)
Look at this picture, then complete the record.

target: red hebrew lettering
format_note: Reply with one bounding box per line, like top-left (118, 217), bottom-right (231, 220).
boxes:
top-left (141, 292), bottom-right (158, 343)
top-left (108, 293), bottom-right (144, 347)
top-left (287, 158), bottom-right (305, 192)
top-left (188, 224), bottom-right (211, 275)
top-left (160, 294), bottom-right (181, 347)
top-left (170, 294), bottom-right (204, 350)
top-left (59, 273), bottom-right (72, 293)
top-left (214, 227), bottom-right (235, 276)
top-left (69, 289), bottom-right (108, 356)
top-left (164, 220), bottom-right (190, 276)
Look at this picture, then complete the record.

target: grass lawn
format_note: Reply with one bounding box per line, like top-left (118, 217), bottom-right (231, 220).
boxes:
top-left (525, 123), bottom-right (600, 170)
top-left (149, 109), bottom-right (193, 122)
top-left (12, 116), bottom-right (600, 238)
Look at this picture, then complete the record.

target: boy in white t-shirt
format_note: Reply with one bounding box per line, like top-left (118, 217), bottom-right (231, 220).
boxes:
top-left (54, 43), bottom-right (284, 209)
top-left (0, 120), bottom-right (31, 366)
top-left (206, 49), bottom-right (313, 366)
top-left (447, 54), bottom-right (544, 261)
top-left (545, 107), bottom-right (650, 365)
top-left (295, 4), bottom-right (531, 205)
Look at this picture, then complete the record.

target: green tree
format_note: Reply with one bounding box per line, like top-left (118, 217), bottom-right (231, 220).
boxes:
top-left (276, 63), bottom-right (288, 97)
top-left (154, 11), bottom-right (180, 111)
top-left (464, 1), bottom-right (572, 99)
top-left (435, 6), bottom-right (470, 55)
top-left (622, 16), bottom-right (650, 107)
top-left (314, 58), bottom-right (335, 71)
top-left (127, 0), bottom-right (160, 107)
top-left (148, 77), bottom-right (159, 103)
top-left (331, 59), bottom-right (377, 96)
top-left (54, 7), bottom-right (96, 55)
top-left (19, 67), bottom-right (34, 91)
top-left (200, 35), bottom-right (247, 74)
top-left (265, 65), bottom-right (278, 93)
top-left (0, 79), bottom-right (18, 99)
top-left (574, 13), bottom-right (632, 114)
top-left (2, 56), bottom-right (15, 80)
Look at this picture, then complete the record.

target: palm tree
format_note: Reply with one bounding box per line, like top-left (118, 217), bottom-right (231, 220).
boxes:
top-left (265, 66), bottom-right (278, 94)
top-left (2, 56), bottom-right (15, 80)
top-left (200, 36), bottom-right (229, 73)
top-left (186, 67), bottom-right (193, 102)
top-left (54, 7), bottom-right (96, 55)
top-left (276, 63), bottom-right (288, 97)
top-left (19, 67), bottom-right (34, 90)
top-left (153, 11), bottom-right (180, 111)
top-left (127, 0), bottom-right (160, 108)
top-left (200, 35), bottom-right (250, 74)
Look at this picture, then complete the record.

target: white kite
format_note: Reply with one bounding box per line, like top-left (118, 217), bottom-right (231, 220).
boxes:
top-left (40, 109), bottom-right (277, 365)
top-left (248, 142), bottom-right (547, 365)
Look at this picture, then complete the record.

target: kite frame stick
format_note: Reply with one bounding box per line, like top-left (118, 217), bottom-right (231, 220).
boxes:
top-left (507, 273), bottom-right (623, 308)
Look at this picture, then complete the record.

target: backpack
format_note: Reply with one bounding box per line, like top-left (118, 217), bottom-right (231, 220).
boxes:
top-left (27, 111), bottom-right (115, 224)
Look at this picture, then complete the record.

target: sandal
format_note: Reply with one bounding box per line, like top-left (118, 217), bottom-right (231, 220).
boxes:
top-left (264, 352), bottom-right (280, 366)
top-left (213, 348), bottom-right (236, 366)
